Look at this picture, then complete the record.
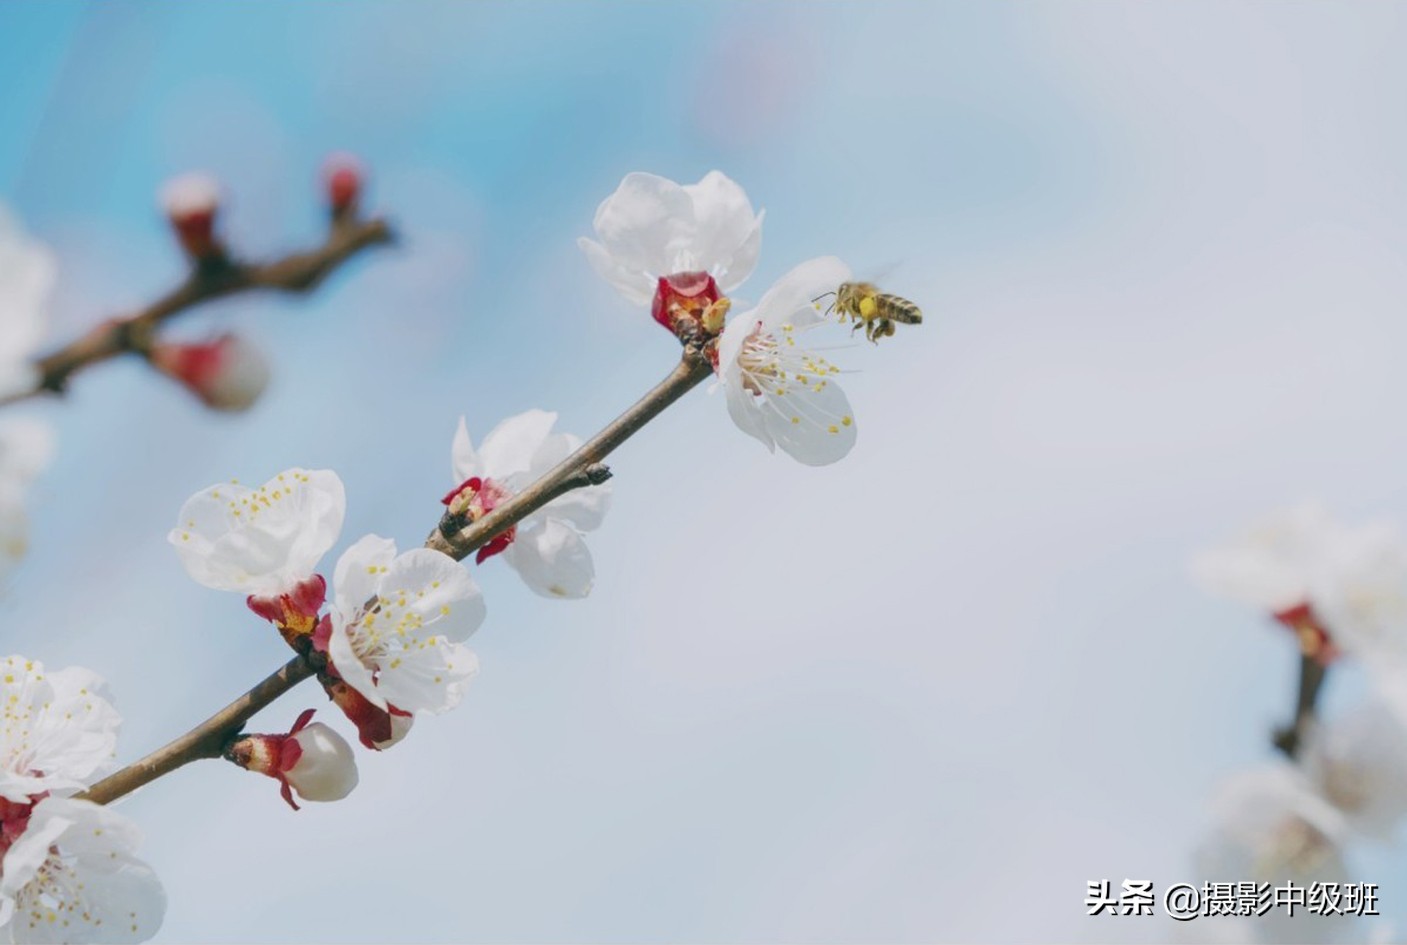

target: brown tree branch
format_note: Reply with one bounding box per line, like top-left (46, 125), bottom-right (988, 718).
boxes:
top-left (0, 217), bottom-right (393, 407)
top-left (77, 342), bottom-right (716, 806)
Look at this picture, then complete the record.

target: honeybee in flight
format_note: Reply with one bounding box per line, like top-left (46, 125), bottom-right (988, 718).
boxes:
top-left (813, 282), bottom-right (923, 343)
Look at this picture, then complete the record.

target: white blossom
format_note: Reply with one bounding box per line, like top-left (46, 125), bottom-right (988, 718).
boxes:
top-left (168, 468), bottom-right (345, 598)
top-left (0, 421), bottom-right (53, 579)
top-left (325, 535), bottom-right (484, 716)
top-left (0, 797), bottom-right (164, 943)
top-left (450, 410), bottom-right (610, 599)
top-left (578, 170), bottom-right (763, 307)
top-left (1195, 765), bottom-right (1352, 945)
top-left (1303, 691), bottom-right (1407, 841)
top-left (716, 256), bottom-right (858, 466)
top-left (0, 657), bottom-right (120, 804)
top-left (1192, 503), bottom-right (1407, 665)
top-left (0, 205), bottom-right (54, 399)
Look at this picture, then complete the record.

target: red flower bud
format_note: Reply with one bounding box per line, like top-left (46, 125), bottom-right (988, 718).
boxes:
top-left (159, 172), bottom-right (223, 260)
top-left (150, 333), bottom-right (270, 412)
top-left (322, 153), bottom-right (365, 217)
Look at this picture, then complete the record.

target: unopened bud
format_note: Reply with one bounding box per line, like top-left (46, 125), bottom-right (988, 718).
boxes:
top-left (150, 333), bottom-right (270, 411)
top-left (226, 710), bottom-right (358, 810)
top-left (322, 153), bottom-right (365, 219)
top-left (159, 172), bottom-right (223, 260)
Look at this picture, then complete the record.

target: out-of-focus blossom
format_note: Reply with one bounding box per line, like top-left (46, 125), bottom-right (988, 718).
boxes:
top-left (167, 469), bottom-right (345, 635)
top-left (0, 797), bottom-right (165, 943)
top-left (1192, 504), bottom-right (1407, 665)
top-left (448, 410), bottom-right (610, 599)
top-left (0, 656), bottom-right (121, 803)
top-left (321, 535), bottom-right (482, 743)
top-left (0, 205), bottom-right (54, 398)
top-left (578, 171), bottom-right (762, 330)
top-left (1302, 694), bottom-right (1407, 841)
top-left (716, 256), bottom-right (858, 466)
top-left (159, 172), bottom-right (223, 260)
top-left (149, 333), bottom-right (270, 412)
top-left (0, 205), bottom-right (58, 579)
top-left (322, 153), bottom-right (364, 217)
top-left (1195, 765), bottom-right (1352, 945)
top-left (0, 420), bottom-right (54, 579)
top-left (226, 709), bottom-right (358, 810)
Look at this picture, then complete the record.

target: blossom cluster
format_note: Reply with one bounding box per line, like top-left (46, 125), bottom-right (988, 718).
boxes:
top-left (0, 168), bottom-right (920, 942)
top-left (0, 656), bottom-right (165, 943)
top-left (1191, 503), bottom-right (1407, 943)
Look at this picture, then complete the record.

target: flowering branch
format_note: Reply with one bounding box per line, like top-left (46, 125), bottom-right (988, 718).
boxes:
top-left (77, 343), bottom-right (714, 807)
top-left (0, 215), bottom-right (392, 408)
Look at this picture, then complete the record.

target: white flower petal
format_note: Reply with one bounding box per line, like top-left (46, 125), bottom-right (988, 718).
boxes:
top-left (1, 798), bottom-right (165, 944)
top-left (751, 255), bottom-right (853, 332)
top-left (327, 613), bottom-right (384, 711)
top-left (285, 722), bottom-right (358, 803)
top-left (330, 534), bottom-right (398, 620)
top-left (450, 416), bottom-right (480, 483)
top-left (0, 658), bottom-right (121, 802)
top-left (476, 410), bottom-right (558, 486)
top-left (589, 172), bottom-right (692, 283)
top-left (683, 171), bottom-right (764, 291)
top-left (504, 518), bottom-right (596, 599)
top-left (370, 638), bottom-right (479, 717)
top-left (578, 237), bottom-right (655, 306)
top-left (168, 468), bottom-right (345, 595)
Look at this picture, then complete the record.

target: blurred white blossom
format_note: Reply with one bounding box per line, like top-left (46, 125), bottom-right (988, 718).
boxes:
top-left (716, 256), bottom-right (858, 466)
top-left (1195, 765), bottom-right (1353, 945)
top-left (450, 410), bottom-right (610, 599)
top-left (0, 656), bottom-right (120, 803)
top-left (0, 205), bottom-right (57, 580)
top-left (0, 205), bottom-right (54, 398)
top-left (1302, 694), bottom-right (1407, 842)
top-left (1193, 503), bottom-right (1407, 665)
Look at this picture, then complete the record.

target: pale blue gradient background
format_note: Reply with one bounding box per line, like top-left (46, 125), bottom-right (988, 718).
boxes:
top-left (2, 2), bottom-right (1406, 942)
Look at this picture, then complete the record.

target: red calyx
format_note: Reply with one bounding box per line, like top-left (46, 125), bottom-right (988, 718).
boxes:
top-left (248, 575), bottom-right (328, 642)
top-left (0, 792), bottom-right (45, 861)
top-left (1273, 602), bottom-right (1339, 665)
top-left (320, 676), bottom-right (408, 750)
top-left (651, 272), bottom-right (721, 331)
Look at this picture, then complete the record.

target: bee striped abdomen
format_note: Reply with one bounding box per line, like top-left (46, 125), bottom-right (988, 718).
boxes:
top-left (875, 294), bottom-right (922, 324)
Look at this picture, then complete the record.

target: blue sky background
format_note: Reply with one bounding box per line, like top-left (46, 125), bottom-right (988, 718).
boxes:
top-left (2, 2), bottom-right (1407, 942)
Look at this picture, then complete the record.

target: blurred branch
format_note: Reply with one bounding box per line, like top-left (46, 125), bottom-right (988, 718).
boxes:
top-left (0, 216), bottom-right (393, 407)
top-left (1272, 653), bottom-right (1327, 760)
top-left (79, 343), bottom-right (716, 806)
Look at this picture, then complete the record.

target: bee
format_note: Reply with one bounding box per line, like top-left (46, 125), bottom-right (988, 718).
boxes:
top-left (814, 282), bottom-right (923, 343)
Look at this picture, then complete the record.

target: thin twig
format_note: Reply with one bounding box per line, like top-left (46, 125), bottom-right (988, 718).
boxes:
top-left (78, 343), bottom-right (716, 806)
top-left (1, 217), bottom-right (393, 406)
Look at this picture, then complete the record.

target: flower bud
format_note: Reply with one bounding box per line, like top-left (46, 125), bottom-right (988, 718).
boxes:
top-left (283, 722), bottom-right (358, 802)
top-left (226, 710), bottom-right (358, 810)
top-left (322, 153), bottom-right (364, 220)
top-left (159, 172), bottom-right (223, 260)
top-left (150, 333), bottom-right (271, 412)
